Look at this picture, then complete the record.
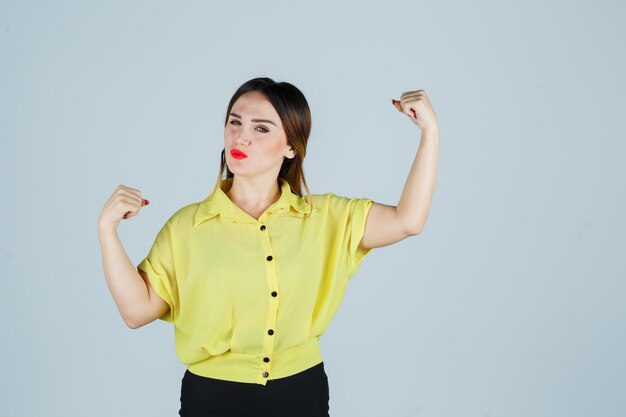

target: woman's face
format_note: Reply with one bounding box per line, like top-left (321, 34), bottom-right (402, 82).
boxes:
top-left (224, 91), bottom-right (294, 179)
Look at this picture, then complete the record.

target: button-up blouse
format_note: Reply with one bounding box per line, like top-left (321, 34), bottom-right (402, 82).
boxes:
top-left (137, 176), bottom-right (374, 385)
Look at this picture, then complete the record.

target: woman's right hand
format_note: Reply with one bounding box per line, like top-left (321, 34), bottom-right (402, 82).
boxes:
top-left (98, 185), bottom-right (150, 231)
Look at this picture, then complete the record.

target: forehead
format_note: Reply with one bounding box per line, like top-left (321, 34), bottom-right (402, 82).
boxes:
top-left (231, 92), bottom-right (279, 120)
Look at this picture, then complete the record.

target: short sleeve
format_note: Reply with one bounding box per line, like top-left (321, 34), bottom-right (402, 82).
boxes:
top-left (136, 220), bottom-right (178, 323)
top-left (328, 194), bottom-right (375, 282)
top-left (346, 197), bottom-right (374, 280)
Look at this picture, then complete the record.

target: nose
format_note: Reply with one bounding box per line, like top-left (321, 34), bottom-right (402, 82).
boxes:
top-left (234, 130), bottom-right (250, 146)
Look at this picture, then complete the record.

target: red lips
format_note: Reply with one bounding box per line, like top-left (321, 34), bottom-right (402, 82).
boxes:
top-left (230, 149), bottom-right (248, 159)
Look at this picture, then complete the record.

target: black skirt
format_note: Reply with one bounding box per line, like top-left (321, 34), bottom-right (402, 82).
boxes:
top-left (179, 361), bottom-right (330, 417)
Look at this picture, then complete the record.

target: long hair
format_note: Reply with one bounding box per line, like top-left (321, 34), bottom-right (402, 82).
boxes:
top-left (214, 77), bottom-right (314, 216)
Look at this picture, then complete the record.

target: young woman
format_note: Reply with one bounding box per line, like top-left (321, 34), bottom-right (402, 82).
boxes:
top-left (98, 77), bottom-right (439, 417)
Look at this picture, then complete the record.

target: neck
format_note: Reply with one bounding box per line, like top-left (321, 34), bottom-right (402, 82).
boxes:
top-left (225, 176), bottom-right (281, 210)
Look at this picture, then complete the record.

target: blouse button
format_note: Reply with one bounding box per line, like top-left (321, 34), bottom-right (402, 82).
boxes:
top-left (266, 255), bottom-right (273, 261)
top-left (271, 291), bottom-right (277, 297)
top-left (268, 329), bottom-right (274, 335)
top-left (263, 371), bottom-right (269, 378)
top-left (260, 225), bottom-right (266, 231)
top-left (263, 357), bottom-right (270, 363)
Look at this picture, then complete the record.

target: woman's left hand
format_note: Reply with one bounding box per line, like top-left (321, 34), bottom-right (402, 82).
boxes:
top-left (392, 90), bottom-right (439, 133)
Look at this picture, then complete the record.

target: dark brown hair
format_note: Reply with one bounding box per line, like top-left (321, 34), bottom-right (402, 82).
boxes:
top-left (214, 77), bottom-right (314, 215)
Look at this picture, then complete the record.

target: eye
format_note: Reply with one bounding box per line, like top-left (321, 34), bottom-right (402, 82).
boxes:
top-left (229, 120), bottom-right (269, 133)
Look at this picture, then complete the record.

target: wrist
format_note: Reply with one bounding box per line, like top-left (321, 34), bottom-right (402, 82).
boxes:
top-left (98, 223), bottom-right (118, 237)
top-left (421, 126), bottom-right (440, 138)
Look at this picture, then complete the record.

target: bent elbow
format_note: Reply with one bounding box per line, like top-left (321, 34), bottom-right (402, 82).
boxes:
top-left (123, 314), bottom-right (143, 330)
top-left (406, 223), bottom-right (424, 236)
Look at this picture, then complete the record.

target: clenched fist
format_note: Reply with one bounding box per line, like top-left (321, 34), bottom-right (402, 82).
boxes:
top-left (391, 89), bottom-right (439, 133)
top-left (98, 185), bottom-right (149, 231)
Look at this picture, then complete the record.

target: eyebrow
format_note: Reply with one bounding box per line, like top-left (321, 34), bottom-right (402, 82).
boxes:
top-left (229, 112), bottom-right (277, 126)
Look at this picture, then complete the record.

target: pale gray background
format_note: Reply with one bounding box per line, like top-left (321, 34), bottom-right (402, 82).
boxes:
top-left (1, 1), bottom-right (624, 416)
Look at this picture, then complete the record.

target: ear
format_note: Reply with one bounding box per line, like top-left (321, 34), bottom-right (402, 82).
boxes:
top-left (285, 147), bottom-right (296, 159)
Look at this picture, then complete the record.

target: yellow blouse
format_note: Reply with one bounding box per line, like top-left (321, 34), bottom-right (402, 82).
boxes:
top-left (137, 177), bottom-right (374, 385)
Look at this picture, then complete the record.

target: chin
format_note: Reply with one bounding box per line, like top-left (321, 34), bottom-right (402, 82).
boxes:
top-left (226, 164), bottom-right (248, 176)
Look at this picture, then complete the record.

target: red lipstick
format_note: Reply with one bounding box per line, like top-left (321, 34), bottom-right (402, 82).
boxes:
top-left (230, 149), bottom-right (248, 159)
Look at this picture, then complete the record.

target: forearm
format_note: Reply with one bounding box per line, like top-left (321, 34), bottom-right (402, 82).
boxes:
top-left (396, 127), bottom-right (440, 234)
top-left (98, 226), bottom-right (149, 328)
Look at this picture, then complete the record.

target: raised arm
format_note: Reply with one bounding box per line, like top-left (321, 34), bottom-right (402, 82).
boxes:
top-left (359, 89), bottom-right (439, 249)
top-left (98, 185), bottom-right (166, 329)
